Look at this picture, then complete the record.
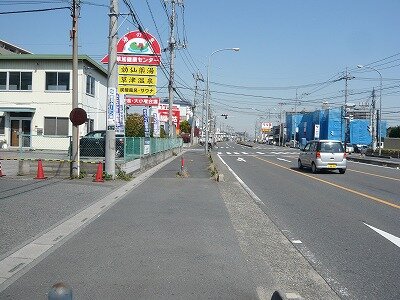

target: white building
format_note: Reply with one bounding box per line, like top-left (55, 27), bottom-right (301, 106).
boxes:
top-left (0, 54), bottom-right (108, 149)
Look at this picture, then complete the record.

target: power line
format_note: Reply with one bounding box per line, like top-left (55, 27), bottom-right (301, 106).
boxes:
top-left (0, 6), bottom-right (69, 14)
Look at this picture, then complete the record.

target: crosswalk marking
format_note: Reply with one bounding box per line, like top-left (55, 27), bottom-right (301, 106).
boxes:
top-left (218, 151), bottom-right (298, 156)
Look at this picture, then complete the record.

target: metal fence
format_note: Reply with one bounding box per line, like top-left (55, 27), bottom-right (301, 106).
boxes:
top-left (125, 137), bottom-right (183, 161)
top-left (0, 134), bottom-right (182, 163)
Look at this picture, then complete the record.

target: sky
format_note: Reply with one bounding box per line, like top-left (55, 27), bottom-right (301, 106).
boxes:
top-left (1, 0), bottom-right (399, 135)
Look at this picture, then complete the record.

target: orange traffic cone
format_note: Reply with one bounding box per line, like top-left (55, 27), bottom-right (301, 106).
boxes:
top-left (93, 162), bottom-right (104, 182)
top-left (35, 159), bottom-right (47, 179)
top-left (0, 161), bottom-right (5, 177)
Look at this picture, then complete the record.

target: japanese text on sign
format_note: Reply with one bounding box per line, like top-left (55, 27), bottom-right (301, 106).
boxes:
top-left (125, 97), bottom-right (160, 106)
top-left (117, 55), bottom-right (160, 65)
top-left (118, 65), bottom-right (157, 76)
top-left (118, 85), bottom-right (157, 96)
top-left (118, 75), bottom-right (157, 86)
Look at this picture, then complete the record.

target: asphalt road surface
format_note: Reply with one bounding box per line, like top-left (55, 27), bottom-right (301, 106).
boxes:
top-left (217, 142), bottom-right (400, 300)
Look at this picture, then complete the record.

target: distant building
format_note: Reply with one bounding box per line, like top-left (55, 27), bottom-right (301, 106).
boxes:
top-left (0, 40), bottom-right (32, 55)
top-left (0, 54), bottom-right (108, 149)
top-left (285, 107), bottom-right (386, 146)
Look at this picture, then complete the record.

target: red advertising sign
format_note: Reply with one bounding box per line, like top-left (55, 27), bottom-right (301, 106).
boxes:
top-left (101, 31), bottom-right (161, 66)
top-left (158, 109), bottom-right (180, 130)
top-left (125, 97), bottom-right (160, 106)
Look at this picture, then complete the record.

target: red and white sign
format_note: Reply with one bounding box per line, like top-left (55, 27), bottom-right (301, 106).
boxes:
top-left (261, 122), bottom-right (273, 132)
top-left (101, 31), bottom-right (161, 65)
top-left (125, 96), bottom-right (160, 106)
top-left (158, 109), bottom-right (180, 130)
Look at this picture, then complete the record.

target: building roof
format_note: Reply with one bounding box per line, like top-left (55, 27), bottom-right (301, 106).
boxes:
top-left (0, 39), bottom-right (32, 55)
top-left (0, 54), bottom-right (107, 75)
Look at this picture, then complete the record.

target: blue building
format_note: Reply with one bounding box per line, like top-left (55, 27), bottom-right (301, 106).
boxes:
top-left (286, 108), bottom-right (386, 146)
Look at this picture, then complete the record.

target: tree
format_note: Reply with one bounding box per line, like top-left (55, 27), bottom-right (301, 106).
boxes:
top-left (388, 126), bottom-right (400, 138)
top-left (125, 112), bottom-right (168, 138)
top-left (180, 120), bottom-right (191, 133)
top-left (125, 113), bottom-right (144, 137)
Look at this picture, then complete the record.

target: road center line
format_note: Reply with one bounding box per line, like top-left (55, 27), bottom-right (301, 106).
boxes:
top-left (253, 156), bottom-right (400, 210)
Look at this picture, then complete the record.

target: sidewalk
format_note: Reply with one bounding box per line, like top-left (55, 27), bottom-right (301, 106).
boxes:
top-left (0, 149), bottom-right (339, 299)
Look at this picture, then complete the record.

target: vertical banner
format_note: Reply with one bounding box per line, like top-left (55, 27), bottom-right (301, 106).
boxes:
top-left (115, 94), bottom-right (125, 134)
top-left (107, 87), bottom-right (116, 129)
top-left (314, 124), bottom-right (320, 139)
top-left (153, 112), bottom-right (160, 138)
top-left (143, 107), bottom-right (150, 155)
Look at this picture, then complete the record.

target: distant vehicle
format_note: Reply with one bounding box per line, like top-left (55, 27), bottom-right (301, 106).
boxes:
top-left (80, 130), bottom-right (124, 158)
top-left (298, 140), bottom-right (347, 174)
top-left (345, 143), bottom-right (355, 154)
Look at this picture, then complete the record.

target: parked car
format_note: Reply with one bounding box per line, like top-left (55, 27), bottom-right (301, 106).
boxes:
top-left (80, 130), bottom-right (124, 158)
top-left (298, 140), bottom-right (347, 174)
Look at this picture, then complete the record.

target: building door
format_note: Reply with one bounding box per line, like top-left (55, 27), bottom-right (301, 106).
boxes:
top-left (10, 120), bottom-right (19, 146)
top-left (10, 119), bottom-right (31, 147)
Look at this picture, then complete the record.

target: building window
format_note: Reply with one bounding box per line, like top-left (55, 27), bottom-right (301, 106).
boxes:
top-left (0, 72), bottom-right (6, 90)
top-left (0, 71), bottom-right (32, 90)
top-left (0, 116), bottom-right (4, 134)
top-left (86, 75), bottom-right (95, 96)
top-left (44, 117), bottom-right (69, 136)
top-left (86, 118), bottom-right (94, 133)
top-left (45, 72), bottom-right (70, 91)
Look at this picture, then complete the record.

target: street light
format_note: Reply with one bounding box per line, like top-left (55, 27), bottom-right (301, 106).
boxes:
top-left (205, 47), bottom-right (239, 153)
top-left (357, 64), bottom-right (383, 155)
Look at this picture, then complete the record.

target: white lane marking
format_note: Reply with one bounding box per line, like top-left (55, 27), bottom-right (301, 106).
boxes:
top-left (234, 152), bottom-right (240, 155)
top-left (256, 152), bottom-right (265, 155)
top-left (277, 157), bottom-right (292, 163)
top-left (364, 223), bottom-right (400, 248)
top-left (242, 152), bottom-right (249, 155)
top-left (217, 154), bottom-right (264, 207)
top-left (292, 240), bottom-right (302, 244)
top-left (226, 152), bottom-right (232, 155)
top-left (237, 157), bottom-right (246, 162)
top-left (217, 152), bottom-right (222, 155)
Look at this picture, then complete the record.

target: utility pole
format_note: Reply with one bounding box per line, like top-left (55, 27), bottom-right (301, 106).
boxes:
top-left (191, 72), bottom-right (203, 145)
top-left (278, 102), bottom-right (284, 146)
top-left (294, 89), bottom-right (298, 147)
top-left (166, 0), bottom-right (185, 138)
top-left (371, 88), bottom-right (377, 151)
top-left (167, 0), bottom-right (180, 137)
top-left (341, 68), bottom-right (354, 152)
top-left (71, 0), bottom-right (80, 178)
top-left (200, 91), bottom-right (205, 141)
top-left (105, 0), bottom-right (118, 179)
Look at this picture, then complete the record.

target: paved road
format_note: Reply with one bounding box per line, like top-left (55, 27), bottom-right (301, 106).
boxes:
top-left (1, 149), bottom-right (341, 299)
top-left (217, 142), bottom-right (400, 299)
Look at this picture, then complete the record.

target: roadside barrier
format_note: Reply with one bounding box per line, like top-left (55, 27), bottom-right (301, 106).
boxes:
top-left (34, 159), bottom-right (47, 179)
top-left (0, 161), bottom-right (5, 177)
top-left (93, 162), bottom-right (104, 182)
